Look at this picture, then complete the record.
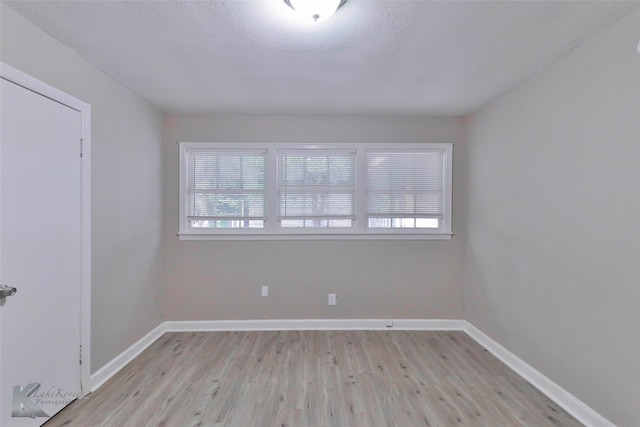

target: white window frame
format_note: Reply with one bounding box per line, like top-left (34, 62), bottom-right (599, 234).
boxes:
top-left (179, 142), bottom-right (453, 240)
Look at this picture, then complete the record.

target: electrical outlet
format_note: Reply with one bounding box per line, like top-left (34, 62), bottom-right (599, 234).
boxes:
top-left (261, 285), bottom-right (269, 297)
top-left (328, 293), bottom-right (337, 306)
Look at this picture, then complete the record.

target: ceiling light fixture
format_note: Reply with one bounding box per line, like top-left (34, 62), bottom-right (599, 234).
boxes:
top-left (285, 0), bottom-right (346, 22)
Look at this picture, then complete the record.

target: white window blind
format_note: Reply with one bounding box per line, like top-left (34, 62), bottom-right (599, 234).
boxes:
top-left (278, 149), bottom-right (356, 228)
top-left (366, 150), bottom-right (445, 229)
top-left (186, 149), bottom-right (266, 229)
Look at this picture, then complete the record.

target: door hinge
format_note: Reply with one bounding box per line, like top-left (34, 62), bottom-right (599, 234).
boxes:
top-left (80, 138), bottom-right (84, 158)
top-left (79, 344), bottom-right (83, 365)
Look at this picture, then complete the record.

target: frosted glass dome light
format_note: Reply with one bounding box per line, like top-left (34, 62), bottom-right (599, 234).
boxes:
top-left (285, 0), bottom-right (346, 22)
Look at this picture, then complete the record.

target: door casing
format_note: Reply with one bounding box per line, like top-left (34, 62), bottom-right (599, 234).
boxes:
top-left (0, 61), bottom-right (92, 394)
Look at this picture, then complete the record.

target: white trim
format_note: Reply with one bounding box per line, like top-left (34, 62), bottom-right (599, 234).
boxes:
top-left (0, 62), bottom-right (93, 395)
top-left (164, 318), bottom-right (465, 332)
top-left (87, 319), bottom-right (615, 427)
top-left (89, 323), bottom-right (167, 392)
top-left (462, 321), bottom-right (616, 427)
top-left (178, 233), bottom-right (453, 241)
top-left (1, 63), bottom-right (86, 109)
top-left (87, 319), bottom-right (461, 393)
top-left (79, 88), bottom-right (92, 398)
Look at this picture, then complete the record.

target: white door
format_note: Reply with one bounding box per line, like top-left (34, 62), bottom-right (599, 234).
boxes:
top-left (1, 77), bottom-right (83, 426)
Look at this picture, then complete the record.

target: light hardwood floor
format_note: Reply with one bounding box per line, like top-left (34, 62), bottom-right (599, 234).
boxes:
top-left (44, 331), bottom-right (583, 426)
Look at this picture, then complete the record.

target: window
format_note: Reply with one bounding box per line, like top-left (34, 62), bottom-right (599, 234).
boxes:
top-left (279, 149), bottom-right (355, 229)
top-left (366, 150), bottom-right (445, 231)
top-left (179, 142), bottom-right (452, 239)
top-left (184, 148), bottom-right (265, 230)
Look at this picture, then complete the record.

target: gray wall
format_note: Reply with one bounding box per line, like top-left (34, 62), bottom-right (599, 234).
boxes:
top-left (464, 9), bottom-right (640, 427)
top-left (1, 4), bottom-right (165, 372)
top-left (163, 115), bottom-right (466, 321)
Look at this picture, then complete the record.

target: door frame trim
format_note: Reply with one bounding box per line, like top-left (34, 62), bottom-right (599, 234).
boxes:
top-left (1, 62), bottom-right (92, 394)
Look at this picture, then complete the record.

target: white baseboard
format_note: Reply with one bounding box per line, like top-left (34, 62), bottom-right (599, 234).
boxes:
top-left (462, 321), bottom-right (615, 427)
top-left (164, 318), bottom-right (465, 332)
top-left (87, 319), bottom-right (461, 393)
top-left (89, 322), bottom-right (167, 392)
top-left (88, 318), bottom-right (614, 427)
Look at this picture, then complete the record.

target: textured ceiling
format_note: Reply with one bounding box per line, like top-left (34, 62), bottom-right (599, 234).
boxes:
top-left (5, 0), bottom-right (639, 116)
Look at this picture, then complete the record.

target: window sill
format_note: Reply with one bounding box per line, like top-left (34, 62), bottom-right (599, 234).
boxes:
top-left (177, 232), bottom-right (453, 241)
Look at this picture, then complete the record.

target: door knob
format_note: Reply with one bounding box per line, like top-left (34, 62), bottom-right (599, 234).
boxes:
top-left (0, 284), bottom-right (17, 298)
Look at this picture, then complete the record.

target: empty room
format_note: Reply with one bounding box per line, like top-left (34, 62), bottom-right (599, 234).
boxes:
top-left (0, 1), bottom-right (638, 426)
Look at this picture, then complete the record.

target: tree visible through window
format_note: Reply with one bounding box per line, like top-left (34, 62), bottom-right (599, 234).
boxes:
top-left (278, 149), bottom-right (355, 228)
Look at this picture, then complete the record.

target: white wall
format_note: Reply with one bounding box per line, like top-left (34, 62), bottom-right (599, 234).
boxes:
top-left (465, 9), bottom-right (640, 426)
top-left (1, 4), bottom-right (165, 372)
top-left (163, 115), bottom-right (466, 321)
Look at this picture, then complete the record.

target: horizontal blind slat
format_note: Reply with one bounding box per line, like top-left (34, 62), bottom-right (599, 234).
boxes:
top-left (366, 150), bottom-right (444, 216)
top-left (278, 149), bottom-right (356, 222)
top-left (187, 149), bottom-right (266, 220)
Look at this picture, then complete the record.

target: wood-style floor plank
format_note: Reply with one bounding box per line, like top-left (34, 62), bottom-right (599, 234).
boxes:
top-left (44, 331), bottom-right (583, 427)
